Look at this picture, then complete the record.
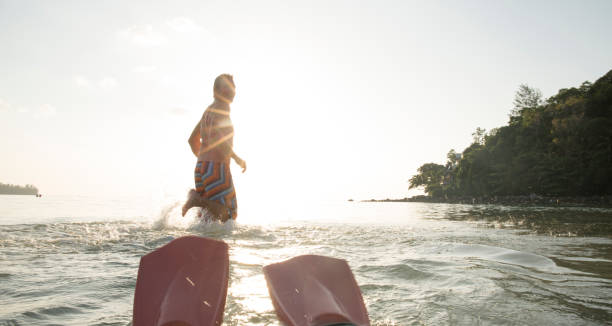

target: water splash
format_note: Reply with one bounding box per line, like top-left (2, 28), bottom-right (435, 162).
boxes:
top-left (151, 201), bottom-right (192, 230)
top-left (187, 214), bottom-right (236, 237)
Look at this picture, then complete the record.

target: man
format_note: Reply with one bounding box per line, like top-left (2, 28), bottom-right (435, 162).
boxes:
top-left (181, 74), bottom-right (246, 221)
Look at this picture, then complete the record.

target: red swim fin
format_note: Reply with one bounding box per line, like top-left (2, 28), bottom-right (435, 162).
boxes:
top-left (263, 255), bottom-right (370, 326)
top-left (133, 236), bottom-right (229, 326)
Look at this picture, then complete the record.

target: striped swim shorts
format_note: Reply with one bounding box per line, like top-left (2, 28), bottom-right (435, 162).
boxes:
top-left (194, 161), bottom-right (237, 219)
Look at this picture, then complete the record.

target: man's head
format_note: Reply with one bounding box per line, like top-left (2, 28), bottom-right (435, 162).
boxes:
top-left (213, 74), bottom-right (236, 103)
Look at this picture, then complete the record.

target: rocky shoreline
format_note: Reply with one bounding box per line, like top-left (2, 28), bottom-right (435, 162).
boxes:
top-left (359, 195), bottom-right (612, 236)
top-left (361, 195), bottom-right (612, 208)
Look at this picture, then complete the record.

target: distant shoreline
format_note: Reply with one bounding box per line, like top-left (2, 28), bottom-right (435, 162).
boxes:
top-left (360, 195), bottom-right (612, 208)
top-left (0, 182), bottom-right (39, 196)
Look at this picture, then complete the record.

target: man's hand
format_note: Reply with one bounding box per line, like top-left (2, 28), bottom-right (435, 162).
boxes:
top-left (235, 157), bottom-right (247, 173)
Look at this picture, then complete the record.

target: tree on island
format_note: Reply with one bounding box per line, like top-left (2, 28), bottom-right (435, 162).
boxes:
top-left (410, 69), bottom-right (612, 198)
top-left (0, 183), bottom-right (39, 195)
top-left (510, 83), bottom-right (544, 118)
top-left (409, 163), bottom-right (446, 197)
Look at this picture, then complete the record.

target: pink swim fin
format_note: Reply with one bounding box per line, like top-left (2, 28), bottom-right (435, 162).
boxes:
top-left (133, 236), bottom-right (229, 326)
top-left (264, 255), bottom-right (370, 326)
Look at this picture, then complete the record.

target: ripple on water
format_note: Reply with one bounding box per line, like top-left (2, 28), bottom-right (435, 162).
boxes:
top-left (143, 235), bottom-right (175, 248)
top-left (387, 264), bottom-right (435, 280)
top-left (359, 283), bottom-right (396, 292)
top-left (38, 306), bottom-right (83, 317)
top-left (1, 201), bottom-right (612, 325)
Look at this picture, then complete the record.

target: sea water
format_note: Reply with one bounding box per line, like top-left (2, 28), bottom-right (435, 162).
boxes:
top-left (1, 195), bottom-right (611, 325)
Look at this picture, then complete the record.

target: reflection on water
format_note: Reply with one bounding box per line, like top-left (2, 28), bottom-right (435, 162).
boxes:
top-left (437, 204), bottom-right (612, 237)
top-left (0, 196), bottom-right (611, 325)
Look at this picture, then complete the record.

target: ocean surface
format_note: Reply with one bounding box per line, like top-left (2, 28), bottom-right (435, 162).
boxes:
top-left (1, 194), bottom-right (611, 325)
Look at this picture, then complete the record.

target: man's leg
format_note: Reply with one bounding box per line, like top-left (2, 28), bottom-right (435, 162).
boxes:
top-left (182, 189), bottom-right (230, 221)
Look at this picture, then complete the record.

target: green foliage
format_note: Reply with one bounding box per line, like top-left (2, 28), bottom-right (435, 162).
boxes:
top-left (511, 84), bottom-right (543, 117)
top-left (409, 163), bottom-right (446, 197)
top-left (471, 127), bottom-right (487, 145)
top-left (411, 70), bottom-right (612, 197)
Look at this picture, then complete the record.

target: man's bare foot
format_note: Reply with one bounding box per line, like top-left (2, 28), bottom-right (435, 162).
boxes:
top-left (181, 189), bottom-right (198, 217)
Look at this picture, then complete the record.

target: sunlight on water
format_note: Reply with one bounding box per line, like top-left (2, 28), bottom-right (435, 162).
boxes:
top-left (0, 195), bottom-right (611, 325)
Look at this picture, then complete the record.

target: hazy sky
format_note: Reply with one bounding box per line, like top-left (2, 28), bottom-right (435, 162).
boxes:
top-left (1, 0), bottom-right (611, 202)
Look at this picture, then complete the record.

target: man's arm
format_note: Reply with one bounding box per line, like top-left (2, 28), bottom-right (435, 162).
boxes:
top-left (188, 122), bottom-right (201, 157)
top-left (214, 139), bottom-right (246, 172)
top-left (213, 122), bottom-right (246, 172)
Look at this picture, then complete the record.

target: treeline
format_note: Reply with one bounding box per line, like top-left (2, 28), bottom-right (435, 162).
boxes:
top-left (0, 183), bottom-right (39, 195)
top-left (410, 69), bottom-right (612, 198)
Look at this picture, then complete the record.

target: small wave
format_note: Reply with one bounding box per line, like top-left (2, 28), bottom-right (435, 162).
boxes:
top-left (451, 243), bottom-right (583, 275)
top-left (387, 264), bottom-right (434, 280)
top-left (359, 264), bottom-right (433, 280)
top-left (75, 302), bottom-right (98, 310)
top-left (107, 277), bottom-right (137, 290)
top-left (561, 256), bottom-right (612, 263)
top-left (38, 305), bottom-right (83, 316)
top-left (144, 235), bottom-right (175, 248)
top-left (0, 221), bottom-right (152, 256)
top-left (401, 258), bottom-right (455, 268)
top-left (360, 283), bottom-right (396, 291)
top-left (21, 311), bottom-right (44, 320)
top-left (19, 305), bottom-right (84, 320)
top-left (371, 319), bottom-right (401, 326)
top-left (231, 225), bottom-right (278, 242)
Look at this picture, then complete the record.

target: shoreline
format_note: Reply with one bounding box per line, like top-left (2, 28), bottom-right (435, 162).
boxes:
top-left (361, 195), bottom-right (612, 208)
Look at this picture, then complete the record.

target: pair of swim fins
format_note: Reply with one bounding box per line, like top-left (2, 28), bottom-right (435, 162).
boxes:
top-left (132, 236), bottom-right (370, 326)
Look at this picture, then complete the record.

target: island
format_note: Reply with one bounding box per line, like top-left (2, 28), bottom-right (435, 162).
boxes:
top-left (372, 70), bottom-right (612, 208)
top-left (0, 183), bottom-right (39, 195)
top-left (361, 195), bottom-right (612, 207)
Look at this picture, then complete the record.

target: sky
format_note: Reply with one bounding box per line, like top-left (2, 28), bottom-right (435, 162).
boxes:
top-left (1, 0), bottom-right (611, 203)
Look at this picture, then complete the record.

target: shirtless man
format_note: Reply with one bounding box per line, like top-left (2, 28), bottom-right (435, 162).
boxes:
top-left (181, 74), bottom-right (246, 221)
